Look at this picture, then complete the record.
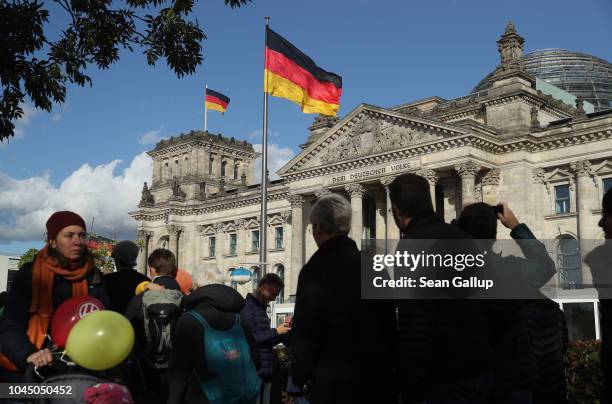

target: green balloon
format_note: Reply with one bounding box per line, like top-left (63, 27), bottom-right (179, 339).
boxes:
top-left (65, 310), bottom-right (134, 371)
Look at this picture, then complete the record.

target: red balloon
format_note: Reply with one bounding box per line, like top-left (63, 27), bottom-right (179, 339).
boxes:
top-left (51, 296), bottom-right (105, 348)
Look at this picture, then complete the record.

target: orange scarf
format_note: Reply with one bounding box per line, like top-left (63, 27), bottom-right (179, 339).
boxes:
top-left (0, 245), bottom-right (91, 371)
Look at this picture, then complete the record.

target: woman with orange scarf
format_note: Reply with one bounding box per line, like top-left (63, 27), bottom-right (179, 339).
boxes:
top-left (0, 211), bottom-right (108, 381)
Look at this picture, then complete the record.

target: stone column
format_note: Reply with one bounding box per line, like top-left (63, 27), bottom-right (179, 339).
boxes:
top-left (571, 160), bottom-right (594, 286)
top-left (418, 168), bottom-right (439, 211)
top-left (380, 177), bottom-right (399, 240)
top-left (455, 161), bottom-right (481, 210)
top-left (213, 222), bottom-right (225, 257)
top-left (288, 194), bottom-right (305, 293)
top-left (375, 191), bottom-right (386, 240)
top-left (481, 169), bottom-right (501, 205)
top-left (166, 225), bottom-right (182, 263)
top-left (217, 155), bottom-right (224, 178)
top-left (191, 148), bottom-right (198, 176)
top-left (345, 184), bottom-right (365, 248)
top-left (235, 219), bottom-right (247, 257)
top-left (571, 160), bottom-right (593, 239)
top-left (137, 230), bottom-right (147, 274)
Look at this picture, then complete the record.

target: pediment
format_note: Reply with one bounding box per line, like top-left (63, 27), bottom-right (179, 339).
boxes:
top-left (278, 104), bottom-right (466, 176)
top-left (223, 222), bottom-right (236, 233)
top-left (267, 215), bottom-right (285, 226)
top-left (198, 225), bottom-right (216, 236)
top-left (546, 168), bottom-right (572, 182)
top-left (592, 160), bottom-right (612, 175)
top-left (245, 218), bottom-right (260, 229)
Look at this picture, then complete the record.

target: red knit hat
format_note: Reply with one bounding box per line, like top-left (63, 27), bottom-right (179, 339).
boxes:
top-left (46, 211), bottom-right (87, 240)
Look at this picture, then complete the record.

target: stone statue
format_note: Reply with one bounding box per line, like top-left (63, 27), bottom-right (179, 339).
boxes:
top-left (196, 181), bottom-right (207, 200)
top-left (171, 178), bottom-right (186, 199)
top-left (530, 106), bottom-right (540, 129)
top-left (139, 182), bottom-right (155, 207)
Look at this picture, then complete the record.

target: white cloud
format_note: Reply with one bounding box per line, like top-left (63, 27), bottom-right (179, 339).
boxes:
top-left (51, 113), bottom-right (62, 122)
top-left (252, 143), bottom-right (296, 182)
top-left (0, 152), bottom-right (152, 243)
top-left (249, 129), bottom-right (280, 139)
top-left (13, 104), bottom-right (40, 139)
top-left (138, 127), bottom-right (165, 145)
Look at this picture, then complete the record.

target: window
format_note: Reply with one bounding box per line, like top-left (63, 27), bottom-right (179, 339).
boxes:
top-left (563, 302), bottom-right (596, 340)
top-left (208, 236), bottom-right (216, 257)
top-left (275, 265), bottom-right (285, 303)
top-left (604, 178), bottom-right (612, 194)
top-left (209, 156), bottom-right (214, 175)
top-left (557, 236), bottom-right (581, 289)
top-left (229, 233), bottom-right (237, 255)
top-left (234, 163), bottom-right (239, 180)
top-left (275, 227), bottom-right (284, 249)
top-left (221, 161), bottom-right (227, 177)
top-left (554, 184), bottom-right (570, 214)
top-left (251, 230), bottom-right (260, 251)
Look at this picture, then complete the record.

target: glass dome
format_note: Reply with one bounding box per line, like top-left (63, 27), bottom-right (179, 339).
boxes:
top-left (473, 49), bottom-right (612, 111)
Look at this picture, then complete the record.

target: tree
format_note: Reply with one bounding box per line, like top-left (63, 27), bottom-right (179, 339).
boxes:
top-left (0, 0), bottom-right (250, 141)
top-left (18, 248), bottom-right (39, 268)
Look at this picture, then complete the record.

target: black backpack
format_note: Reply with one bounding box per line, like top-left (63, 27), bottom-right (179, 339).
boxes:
top-left (141, 289), bottom-right (183, 369)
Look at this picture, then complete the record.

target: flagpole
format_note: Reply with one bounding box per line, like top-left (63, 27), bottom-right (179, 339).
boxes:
top-left (260, 16), bottom-right (270, 275)
top-left (204, 84), bottom-right (208, 132)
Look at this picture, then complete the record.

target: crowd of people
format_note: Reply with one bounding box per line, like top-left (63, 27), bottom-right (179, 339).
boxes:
top-left (0, 172), bottom-right (610, 403)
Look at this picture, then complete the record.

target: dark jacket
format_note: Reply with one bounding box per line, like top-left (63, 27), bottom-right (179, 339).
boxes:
top-left (396, 212), bottom-right (494, 400)
top-left (167, 284), bottom-right (260, 404)
top-left (241, 293), bottom-right (287, 380)
top-left (104, 268), bottom-right (150, 314)
top-left (124, 275), bottom-right (182, 362)
top-left (124, 275), bottom-right (182, 404)
top-left (585, 242), bottom-right (612, 404)
top-left (0, 261), bottom-right (108, 370)
top-left (486, 223), bottom-right (555, 393)
top-left (290, 235), bottom-right (392, 404)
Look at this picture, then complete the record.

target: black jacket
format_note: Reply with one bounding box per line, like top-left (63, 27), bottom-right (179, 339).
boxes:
top-left (241, 293), bottom-right (287, 380)
top-left (290, 235), bottom-right (394, 404)
top-left (104, 268), bottom-right (150, 314)
top-left (396, 212), bottom-right (493, 400)
top-left (124, 275), bottom-right (182, 360)
top-left (0, 261), bottom-right (108, 370)
top-left (167, 284), bottom-right (260, 404)
top-left (486, 223), bottom-right (555, 393)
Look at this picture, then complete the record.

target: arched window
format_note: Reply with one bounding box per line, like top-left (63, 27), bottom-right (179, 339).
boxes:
top-left (275, 264), bottom-right (285, 303)
top-left (234, 163), bottom-right (239, 180)
top-left (557, 235), bottom-right (581, 289)
top-left (221, 161), bottom-right (227, 177)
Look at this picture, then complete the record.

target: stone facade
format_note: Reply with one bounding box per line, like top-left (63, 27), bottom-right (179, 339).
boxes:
top-left (131, 23), bottom-right (612, 300)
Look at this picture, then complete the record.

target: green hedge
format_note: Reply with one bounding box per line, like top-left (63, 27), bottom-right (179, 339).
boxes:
top-left (565, 339), bottom-right (602, 404)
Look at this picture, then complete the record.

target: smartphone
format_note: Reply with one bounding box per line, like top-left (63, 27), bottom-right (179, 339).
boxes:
top-left (493, 204), bottom-right (504, 215)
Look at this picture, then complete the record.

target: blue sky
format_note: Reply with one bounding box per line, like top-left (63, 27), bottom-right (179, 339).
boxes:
top-left (1, 0), bottom-right (611, 254)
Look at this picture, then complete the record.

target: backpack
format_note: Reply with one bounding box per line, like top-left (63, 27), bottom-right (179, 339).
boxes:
top-left (142, 289), bottom-right (183, 369)
top-left (188, 311), bottom-right (260, 404)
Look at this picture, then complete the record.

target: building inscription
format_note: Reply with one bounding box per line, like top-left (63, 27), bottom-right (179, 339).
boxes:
top-left (327, 158), bottom-right (421, 186)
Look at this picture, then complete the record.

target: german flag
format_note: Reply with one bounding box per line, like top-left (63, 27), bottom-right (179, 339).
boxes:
top-left (265, 28), bottom-right (342, 116)
top-left (205, 88), bottom-right (230, 114)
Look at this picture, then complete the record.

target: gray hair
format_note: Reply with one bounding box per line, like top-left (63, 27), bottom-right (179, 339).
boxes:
top-left (195, 266), bottom-right (227, 286)
top-left (310, 194), bottom-right (352, 236)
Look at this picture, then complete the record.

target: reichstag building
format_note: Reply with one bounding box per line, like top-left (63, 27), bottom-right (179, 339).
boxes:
top-left (131, 22), bottom-right (612, 306)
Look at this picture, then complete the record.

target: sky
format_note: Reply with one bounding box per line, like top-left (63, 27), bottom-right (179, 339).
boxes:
top-left (1, 0), bottom-right (611, 254)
